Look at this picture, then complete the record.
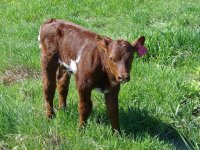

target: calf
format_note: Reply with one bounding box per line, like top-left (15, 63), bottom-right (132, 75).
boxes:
top-left (39, 19), bottom-right (147, 132)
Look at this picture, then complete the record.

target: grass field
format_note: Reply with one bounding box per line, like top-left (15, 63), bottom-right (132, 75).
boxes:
top-left (0, 0), bottom-right (200, 149)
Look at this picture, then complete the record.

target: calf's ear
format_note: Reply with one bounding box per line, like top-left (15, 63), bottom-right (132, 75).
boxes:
top-left (132, 36), bottom-right (147, 57)
top-left (95, 35), bottom-right (110, 52)
top-left (132, 36), bottom-right (145, 47)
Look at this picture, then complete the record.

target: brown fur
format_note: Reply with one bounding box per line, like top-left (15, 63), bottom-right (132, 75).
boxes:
top-left (39, 19), bottom-right (147, 132)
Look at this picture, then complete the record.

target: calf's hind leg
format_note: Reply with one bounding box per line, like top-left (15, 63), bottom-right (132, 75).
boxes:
top-left (42, 52), bottom-right (58, 119)
top-left (57, 65), bottom-right (71, 109)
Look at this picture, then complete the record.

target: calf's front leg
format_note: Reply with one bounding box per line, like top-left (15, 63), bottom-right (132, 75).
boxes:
top-left (78, 89), bottom-right (93, 128)
top-left (105, 85), bottom-right (120, 133)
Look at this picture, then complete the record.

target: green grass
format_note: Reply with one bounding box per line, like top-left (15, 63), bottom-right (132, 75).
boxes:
top-left (0, 0), bottom-right (200, 149)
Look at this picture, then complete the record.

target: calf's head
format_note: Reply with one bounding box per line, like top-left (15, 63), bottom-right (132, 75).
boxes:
top-left (96, 35), bottom-right (147, 84)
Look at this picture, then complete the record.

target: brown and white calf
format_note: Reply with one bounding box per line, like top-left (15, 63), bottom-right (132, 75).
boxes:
top-left (39, 19), bottom-right (147, 132)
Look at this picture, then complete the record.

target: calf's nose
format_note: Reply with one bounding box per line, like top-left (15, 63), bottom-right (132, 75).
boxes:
top-left (118, 76), bottom-right (122, 81)
top-left (124, 74), bottom-right (130, 81)
top-left (118, 74), bottom-right (130, 82)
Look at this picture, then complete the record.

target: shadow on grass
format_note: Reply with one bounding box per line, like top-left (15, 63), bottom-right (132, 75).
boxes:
top-left (96, 107), bottom-right (194, 150)
top-left (120, 107), bottom-right (195, 150)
